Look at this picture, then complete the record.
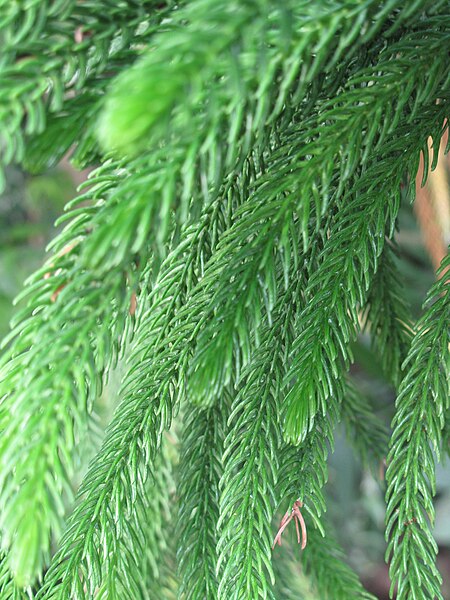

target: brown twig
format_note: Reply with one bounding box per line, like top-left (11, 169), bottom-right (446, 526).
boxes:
top-left (272, 500), bottom-right (307, 550)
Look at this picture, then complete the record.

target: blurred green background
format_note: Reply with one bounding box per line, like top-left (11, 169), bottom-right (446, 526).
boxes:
top-left (0, 165), bottom-right (74, 338)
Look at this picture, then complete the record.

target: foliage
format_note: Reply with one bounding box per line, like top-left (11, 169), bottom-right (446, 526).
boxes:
top-left (385, 253), bottom-right (450, 599)
top-left (0, 1), bottom-right (449, 599)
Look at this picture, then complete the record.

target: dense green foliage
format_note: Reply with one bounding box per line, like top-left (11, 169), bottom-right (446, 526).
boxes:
top-left (0, 1), bottom-right (449, 598)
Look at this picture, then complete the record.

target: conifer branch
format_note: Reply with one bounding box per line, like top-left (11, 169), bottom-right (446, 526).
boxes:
top-left (301, 519), bottom-right (376, 600)
top-left (187, 31), bottom-right (449, 410)
top-left (363, 242), bottom-right (413, 387)
top-left (214, 233), bottom-right (320, 598)
top-left (0, 551), bottom-right (30, 600)
top-left (0, 1), bottom-right (174, 178)
top-left (216, 368), bottom-right (280, 599)
top-left (78, 5), bottom-right (450, 279)
top-left (34, 187), bottom-right (235, 597)
top-left (385, 250), bottom-right (450, 600)
top-left (271, 543), bottom-right (317, 600)
top-left (177, 402), bottom-right (227, 600)
top-left (99, 0), bottom-right (446, 156)
top-left (0, 168), bottom-right (141, 586)
top-left (277, 412), bottom-right (336, 536)
top-left (95, 438), bottom-right (177, 599)
top-left (35, 355), bottom-right (176, 598)
top-left (0, 3), bottom-right (448, 597)
top-left (284, 100), bottom-right (449, 443)
top-left (340, 381), bottom-right (389, 470)
top-left (276, 415), bottom-right (375, 598)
